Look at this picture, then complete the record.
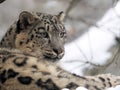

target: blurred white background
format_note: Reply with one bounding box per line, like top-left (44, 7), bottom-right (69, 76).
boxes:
top-left (0, 0), bottom-right (120, 90)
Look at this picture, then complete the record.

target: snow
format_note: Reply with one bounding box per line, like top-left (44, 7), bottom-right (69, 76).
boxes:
top-left (62, 85), bottom-right (120, 90)
top-left (60, 1), bottom-right (120, 90)
top-left (114, 1), bottom-right (120, 15)
top-left (60, 0), bottom-right (120, 76)
top-left (76, 87), bottom-right (88, 90)
top-left (62, 88), bottom-right (69, 90)
top-left (107, 85), bottom-right (120, 90)
top-left (60, 27), bottom-right (116, 75)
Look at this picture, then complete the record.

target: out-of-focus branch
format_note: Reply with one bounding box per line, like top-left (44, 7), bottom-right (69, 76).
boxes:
top-left (68, 15), bottom-right (119, 37)
top-left (116, 37), bottom-right (120, 43)
top-left (65, 0), bottom-right (80, 20)
top-left (0, 0), bottom-right (6, 4)
top-left (112, 0), bottom-right (119, 7)
top-left (81, 38), bottom-right (120, 69)
top-left (64, 44), bottom-right (120, 69)
top-left (67, 16), bottom-right (99, 27)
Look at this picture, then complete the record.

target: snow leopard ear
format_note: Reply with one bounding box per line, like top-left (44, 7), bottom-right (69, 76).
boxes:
top-left (17, 11), bottom-right (35, 31)
top-left (57, 11), bottom-right (65, 22)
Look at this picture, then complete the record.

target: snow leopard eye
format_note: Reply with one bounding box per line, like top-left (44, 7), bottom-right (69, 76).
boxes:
top-left (39, 32), bottom-right (49, 38)
top-left (59, 32), bottom-right (66, 38)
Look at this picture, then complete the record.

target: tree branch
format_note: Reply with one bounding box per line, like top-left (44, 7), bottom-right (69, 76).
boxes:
top-left (0, 0), bottom-right (6, 4)
top-left (65, 0), bottom-right (80, 20)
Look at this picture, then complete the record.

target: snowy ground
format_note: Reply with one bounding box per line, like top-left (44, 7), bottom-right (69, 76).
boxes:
top-left (60, 1), bottom-right (120, 75)
top-left (62, 85), bottom-right (120, 90)
top-left (61, 1), bottom-right (120, 90)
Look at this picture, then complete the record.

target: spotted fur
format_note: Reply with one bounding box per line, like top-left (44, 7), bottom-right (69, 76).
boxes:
top-left (0, 11), bottom-right (120, 90)
top-left (0, 11), bottom-right (66, 60)
top-left (0, 48), bottom-right (120, 90)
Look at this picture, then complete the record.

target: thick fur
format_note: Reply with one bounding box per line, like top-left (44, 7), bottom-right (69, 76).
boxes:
top-left (0, 11), bottom-right (120, 90)
top-left (0, 11), bottom-right (66, 59)
top-left (0, 48), bottom-right (120, 90)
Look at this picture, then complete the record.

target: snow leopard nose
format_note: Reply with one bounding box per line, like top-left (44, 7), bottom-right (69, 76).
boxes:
top-left (53, 48), bottom-right (62, 55)
top-left (53, 48), bottom-right (64, 59)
